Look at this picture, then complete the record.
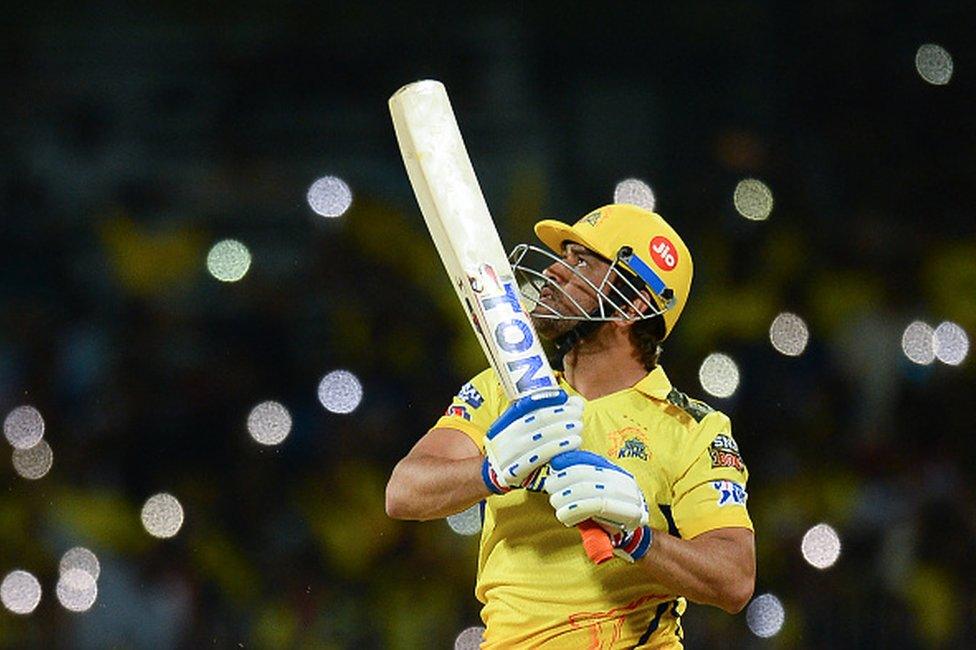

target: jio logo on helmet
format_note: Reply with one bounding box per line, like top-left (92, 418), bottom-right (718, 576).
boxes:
top-left (649, 236), bottom-right (678, 271)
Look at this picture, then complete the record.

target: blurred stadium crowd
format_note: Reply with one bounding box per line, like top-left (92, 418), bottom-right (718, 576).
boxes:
top-left (2, 3), bottom-right (975, 649)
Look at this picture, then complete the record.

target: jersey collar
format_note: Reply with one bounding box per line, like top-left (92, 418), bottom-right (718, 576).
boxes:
top-left (554, 365), bottom-right (672, 401)
top-left (632, 365), bottom-right (673, 401)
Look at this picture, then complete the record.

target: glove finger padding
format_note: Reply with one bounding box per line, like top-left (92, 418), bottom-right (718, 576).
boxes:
top-left (484, 391), bottom-right (584, 488)
top-left (489, 420), bottom-right (582, 478)
top-left (546, 451), bottom-right (649, 532)
top-left (550, 488), bottom-right (647, 530)
top-left (503, 437), bottom-right (582, 487)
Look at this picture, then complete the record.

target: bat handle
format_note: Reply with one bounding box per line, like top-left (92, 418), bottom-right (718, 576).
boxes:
top-left (578, 519), bottom-right (614, 564)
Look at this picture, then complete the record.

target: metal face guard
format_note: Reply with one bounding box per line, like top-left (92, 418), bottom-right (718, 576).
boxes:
top-left (509, 244), bottom-right (673, 322)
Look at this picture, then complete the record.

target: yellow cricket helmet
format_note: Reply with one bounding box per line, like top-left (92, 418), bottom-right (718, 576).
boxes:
top-left (534, 204), bottom-right (693, 339)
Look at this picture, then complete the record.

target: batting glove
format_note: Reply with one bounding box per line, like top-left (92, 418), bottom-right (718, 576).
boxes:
top-left (545, 450), bottom-right (649, 534)
top-left (481, 389), bottom-right (583, 494)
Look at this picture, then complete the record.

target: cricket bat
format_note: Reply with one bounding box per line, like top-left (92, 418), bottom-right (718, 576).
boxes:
top-left (389, 79), bottom-right (613, 564)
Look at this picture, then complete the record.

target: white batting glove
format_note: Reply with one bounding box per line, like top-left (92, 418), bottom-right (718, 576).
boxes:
top-left (481, 389), bottom-right (583, 494)
top-left (545, 451), bottom-right (649, 533)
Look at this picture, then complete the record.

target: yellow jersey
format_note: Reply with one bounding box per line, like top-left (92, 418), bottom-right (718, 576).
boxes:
top-left (433, 365), bottom-right (753, 649)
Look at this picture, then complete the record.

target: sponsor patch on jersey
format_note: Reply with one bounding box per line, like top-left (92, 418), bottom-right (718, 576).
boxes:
top-left (713, 480), bottom-right (747, 507)
top-left (709, 433), bottom-right (745, 471)
top-left (457, 382), bottom-right (485, 409)
top-left (445, 404), bottom-right (471, 421)
top-left (607, 427), bottom-right (650, 462)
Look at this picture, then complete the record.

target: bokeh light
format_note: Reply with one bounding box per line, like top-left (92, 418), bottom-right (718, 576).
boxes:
top-left (698, 353), bottom-right (740, 398)
top-left (613, 178), bottom-right (656, 211)
top-left (59, 547), bottom-right (101, 582)
top-left (307, 175), bottom-right (353, 218)
top-left (56, 568), bottom-right (98, 613)
top-left (206, 239), bottom-right (252, 282)
top-left (733, 179), bottom-right (773, 221)
top-left (933, 321), bottom-right (969, 366)
top-left (746, 593), bottom-right (785, 638)
top-left (769, 312), bottom-right (809, 356)
top-left (454, 626), bottom-right (486, 650)
top-left (12, 440), bottom-right (53, 480)
top-left (902, 321), bottom-right (935, 365)
top-left (3, 405), bottom-right (45, 450)
top-left (317, 370), bottom-right (364, 414)
top-left (141, 493), bottom-right (185, 539)
top-left (447, 503), bottom-right (482, 536)
top-left (247, 400), bottom-right (293, 446)
top-left (915, 44), bottom-right (953, 85)
top-left (1, 570), bottom-right (42, 615)
top-left (801, 523), bottom-right (842, 569)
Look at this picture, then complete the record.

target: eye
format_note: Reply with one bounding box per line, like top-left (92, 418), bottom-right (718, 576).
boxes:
top-left (574, 257), bottom-right (588, 268)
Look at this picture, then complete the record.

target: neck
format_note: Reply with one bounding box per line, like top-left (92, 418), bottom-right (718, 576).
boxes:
top-left (561, 324), bottom-right (650, 400)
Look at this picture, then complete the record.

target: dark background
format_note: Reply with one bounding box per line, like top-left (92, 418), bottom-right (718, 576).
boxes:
top-left (2, 2), bottom-right (975, 648)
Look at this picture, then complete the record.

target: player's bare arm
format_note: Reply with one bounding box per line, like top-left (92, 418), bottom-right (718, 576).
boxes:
top-left (385, 427), bottom-right (487, 521)
top-left (387, 388), bottom-right (584, 520)
top-left (639, 526), bottom-right (756, 614)
top-left (546, 446), bottom-right (755, 613)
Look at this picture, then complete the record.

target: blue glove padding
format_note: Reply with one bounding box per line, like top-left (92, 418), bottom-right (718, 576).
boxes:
top-left (545, 450), bottom-right (649, 533)
top-left (482, 389), bottom-right (583, 493)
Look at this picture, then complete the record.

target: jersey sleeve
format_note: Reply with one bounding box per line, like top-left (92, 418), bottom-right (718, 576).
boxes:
top-left (430, 368), bottom-right (506, 451)
top-left (670, 412), bottom-right (753, 539)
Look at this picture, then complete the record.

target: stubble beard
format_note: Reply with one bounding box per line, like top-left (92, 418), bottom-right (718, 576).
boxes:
top-left (530, 310), bottom-right (577, 340)
top-left (529, 292), bottom-right (585, 340)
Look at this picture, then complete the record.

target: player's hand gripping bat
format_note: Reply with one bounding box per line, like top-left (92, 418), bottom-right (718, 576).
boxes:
top-left (389, 80), bottom-right (614, 564)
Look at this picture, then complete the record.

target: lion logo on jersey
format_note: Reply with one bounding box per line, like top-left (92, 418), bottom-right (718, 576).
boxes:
top-left (607, 427), bottom-right (650, 462)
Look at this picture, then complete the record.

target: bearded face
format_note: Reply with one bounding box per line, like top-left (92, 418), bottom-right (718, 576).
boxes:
top-left (527, 243), bottom-right (608, 340)
top-left (530, 307), bottom-right (578, 339)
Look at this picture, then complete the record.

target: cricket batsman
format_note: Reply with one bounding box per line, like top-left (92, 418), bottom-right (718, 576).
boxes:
top-left (386, 204), bottom-right (755, 648)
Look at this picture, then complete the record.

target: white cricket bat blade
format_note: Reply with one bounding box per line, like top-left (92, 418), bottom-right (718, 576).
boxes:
top-left (389, 80), bottom-right (556, 400)
top-left (389, 80), bottom-right (615, 564)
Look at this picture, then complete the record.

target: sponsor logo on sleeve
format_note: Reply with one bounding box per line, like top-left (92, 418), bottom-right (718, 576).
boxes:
top-left (445, 405), bottom-right (471, 421)
top-left (712, 480), bottom-right (747, 507)
top-left (709, 433), bottom-right (745, 471)
top-left (457, 382), bottom-right (485, 409)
